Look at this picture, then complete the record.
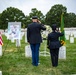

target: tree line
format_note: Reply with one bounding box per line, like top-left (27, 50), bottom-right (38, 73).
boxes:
top-left (0, 4), bottom-right (76, 29)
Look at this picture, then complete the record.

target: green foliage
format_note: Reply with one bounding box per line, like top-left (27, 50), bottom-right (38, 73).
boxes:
top-left (29, 8), bottom-right (45, 23)
top-left (22, 8), bottom-right (45, 28)
top-left (0, 7), bottom-right (26, 29)
top-left (0, 4), bottom-right (76, 29)
top-left (0, 35), bottom-right (76, 75)
top-left (45, 4), bottom-right (67, 27)
top-left (64, 13), bottom-right (76, 27)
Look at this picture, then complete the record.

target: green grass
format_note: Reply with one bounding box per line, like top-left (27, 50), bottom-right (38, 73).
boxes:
top-left (0, 35), bottom-right (76, 75)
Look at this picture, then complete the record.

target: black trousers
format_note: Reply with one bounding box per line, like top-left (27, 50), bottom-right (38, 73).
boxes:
top-left (50, 48), bottom-right (59, 67)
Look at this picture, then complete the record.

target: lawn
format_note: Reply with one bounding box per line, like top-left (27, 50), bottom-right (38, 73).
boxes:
top-left (0, 35), bottom-right (76, 75)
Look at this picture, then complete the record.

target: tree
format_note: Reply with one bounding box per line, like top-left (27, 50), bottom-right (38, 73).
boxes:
top-left (24, 8), bottom-right (45, 28)
top-left (29, 8), bottom-right (45, 24)
top-left (0, 13), bottom-right (2, 29)
top-left (0, 7), bottom-right (26, 29)
top-left (24, 15), bottom-right (32, 28)
top-left (65, 13), bottom-right (76, 27)
top-left (45, 4), bottom-right (67, 27)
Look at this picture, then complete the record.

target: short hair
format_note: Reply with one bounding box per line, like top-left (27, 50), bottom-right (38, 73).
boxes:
top-left (51, 24), bottom-right (57, 30)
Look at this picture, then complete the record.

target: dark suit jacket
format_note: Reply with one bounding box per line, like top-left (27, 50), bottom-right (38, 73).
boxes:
top-left (27, 22), bottom-right (46, 44)
top-left (47, 31), bottom-right (64, 49)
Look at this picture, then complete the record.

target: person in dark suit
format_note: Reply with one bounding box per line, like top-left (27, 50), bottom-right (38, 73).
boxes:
top-left (27, 16), bottom-right (46, 66)
top-left (47, 24), bottom-right (64, 67)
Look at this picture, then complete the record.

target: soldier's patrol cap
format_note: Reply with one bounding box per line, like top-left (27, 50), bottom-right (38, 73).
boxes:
top-left (32, 16), bottom-right (38, 19)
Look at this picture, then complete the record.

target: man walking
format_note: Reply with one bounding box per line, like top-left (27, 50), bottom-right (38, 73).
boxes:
top-left (27, 16), bottom-right (46, 66)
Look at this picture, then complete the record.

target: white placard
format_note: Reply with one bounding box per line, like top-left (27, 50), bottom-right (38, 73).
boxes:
top-left (8, 22), bottom-right (21, 40)
top-left (74, 34), bottom-right (76, 38)
top-left (0, 45), bottom-right (2, 56)
top-left (70, 36), bottom-right (74, 43)
top-left (25, 31), bottom-right (27, 43)
top-left (65, 34), bottom-right (69, 40)
top-left (25, 45), bottom-right (32, 57)
top-left (0, 71), bottom-right (2, 75)
top-left (59, 46), bottom-right (66, 59)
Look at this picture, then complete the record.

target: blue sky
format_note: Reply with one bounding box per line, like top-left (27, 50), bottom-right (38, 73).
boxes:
top-left (0, 0), bottom-right (76, 15)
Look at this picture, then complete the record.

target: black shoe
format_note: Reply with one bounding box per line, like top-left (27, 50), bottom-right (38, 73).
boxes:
top-left (32, 63), bottom-right (38, 66)
top-left (52, 65), bottom-right (58, 67)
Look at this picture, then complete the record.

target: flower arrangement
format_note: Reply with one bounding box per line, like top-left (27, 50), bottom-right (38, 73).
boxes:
top-left (41, 25), bottom-right (52, 39)
top-left (60, 40), bottom-right (65, 46)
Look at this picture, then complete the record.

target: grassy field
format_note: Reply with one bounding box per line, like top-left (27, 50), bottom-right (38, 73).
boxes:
top-left (0, 35), bottom-right (76, 75)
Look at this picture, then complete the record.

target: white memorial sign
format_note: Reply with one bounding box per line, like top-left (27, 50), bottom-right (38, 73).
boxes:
top-left (8, 22), bottom-right (21, 46)
top-left (0, 71), bottom-right (2, 75)
top-left (65, 34), bottom-right (69, 40)
top-left (0, 45), bottom-right (2, 56)
top-left (59, 46), bottom-right (66, 59)
top-left (70, 36), bottom-right (74, 43)
top-left (8, 22), bottom-right (21, 40)
top-left (70, 33), bottom-right (74, 43)
top-left (25, 45), bottom-right (32, 57)
top-left (25, 29), bottom-right (27, 43)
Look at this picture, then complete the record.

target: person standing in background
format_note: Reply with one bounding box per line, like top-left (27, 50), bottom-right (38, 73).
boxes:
top-left (27, 16), bottom-right (46, 66)
top-left (47, 24), bottom-right (64, 67)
